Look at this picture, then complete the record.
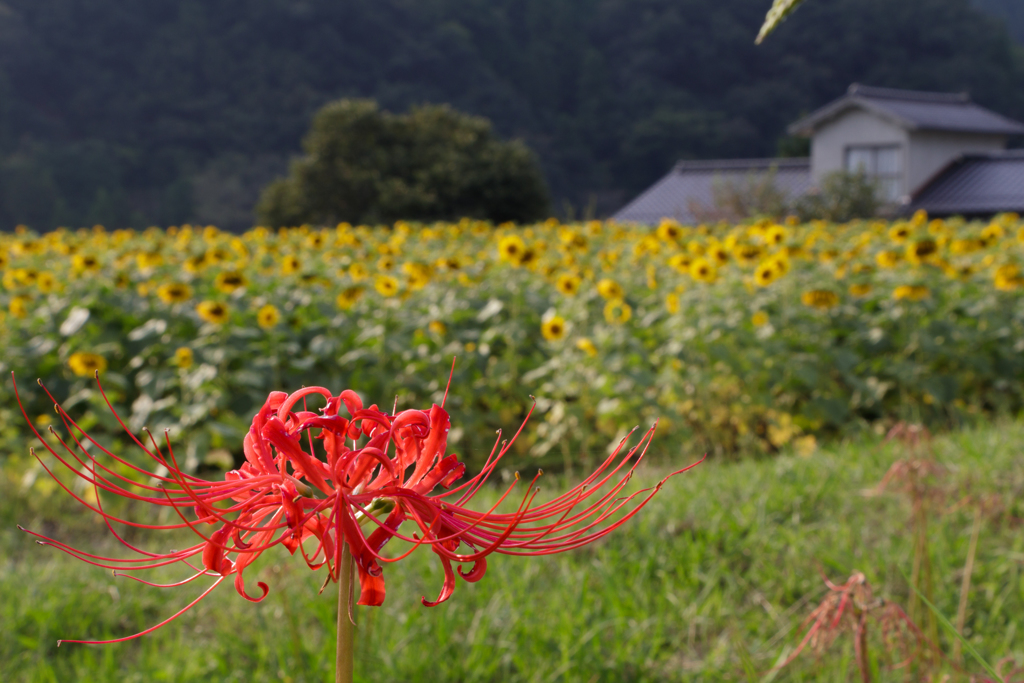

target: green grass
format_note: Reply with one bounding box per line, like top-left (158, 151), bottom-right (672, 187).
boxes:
top-left (2, 420), bottom-right (1024, 682)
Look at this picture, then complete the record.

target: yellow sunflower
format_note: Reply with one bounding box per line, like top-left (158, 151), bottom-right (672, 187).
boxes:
top-left (905, 239), bottom-right (938, 266)
top-left (257, 304), bottom-right (281, 329)
top-left (72, 254), bottom-right (101, 272)
top-left (541, 315), bottom-right (567, 341)
top-left (596, 278), bottom-right (624, 300)
top-left (348, 263), bottom-right (369, 282)
top-left (196, 300), bottom-right (230, 324)
top-left (893, 285), bottom-right (929, 301)
top-left (555, 273), bottom-right (581, 296)
top-left (173, 347), bottom-right (194, 369)
top-left (9, 295), bottom-right (31, 318)
top-left (375, 275), bottom-right (399, 297)
top-left (157, 282), bottom-right (193, 304)
top-left (665, 293), bottom-right (680, 314)
top-left (281, 255), bottom-right (301, 275)
top-left (68, 352), bottom-right (107, 377)
top-left (498, 235), bottom-right (527, 263)
top-left (336, 287), bottom-right (365, 310)
top-left (215, 271), bottom-right (248, 293)
top-left (576, 337), bottom-right (598, 357)
top-left (801, 290), bottom-right (839, 310)
top-left (751, 311), bottom-right (769, 327)
top-left (688, 258), bottom-right (716, 283)
top-left (604, 299), bottom-right (632, 324)
top-left (36, 272), bottom-right (58, 294)
top-left (668, 253), bottom-right (693, 274)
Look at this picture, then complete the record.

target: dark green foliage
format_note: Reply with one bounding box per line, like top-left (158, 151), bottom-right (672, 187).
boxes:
top-left (0, 0), bottom-right (1021, 230)
top-left (794, 170), bottom-right (883, 222)
top-left (257, 100), bottom-right (550, 227)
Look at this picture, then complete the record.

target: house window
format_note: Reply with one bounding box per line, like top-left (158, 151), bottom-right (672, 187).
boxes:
top-left (844, 145), bottom-right (903, 201)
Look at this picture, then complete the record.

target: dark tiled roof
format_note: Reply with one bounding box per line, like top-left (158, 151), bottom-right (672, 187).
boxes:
top-left (611, 158), bottom-right (811, 225)
top-left (790, 84), bottom-right (1024, 137)
top-left (909, 151), bottom-right (1024, 216)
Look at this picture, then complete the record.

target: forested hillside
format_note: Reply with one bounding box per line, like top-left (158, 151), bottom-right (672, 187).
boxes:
top-left (0, 0), bottom-right (1022, 230)
top-left (974, 0), bottom-right (1024, 42)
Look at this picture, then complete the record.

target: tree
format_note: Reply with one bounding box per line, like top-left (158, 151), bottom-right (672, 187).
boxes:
top-left (256, 100), bottom-right (550, 227)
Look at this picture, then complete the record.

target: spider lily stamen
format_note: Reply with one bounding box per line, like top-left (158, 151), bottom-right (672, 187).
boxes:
top-left (13, 368), bottom-right (700, 641)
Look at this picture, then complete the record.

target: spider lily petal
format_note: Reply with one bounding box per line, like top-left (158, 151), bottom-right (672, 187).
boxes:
top-left (13, 369), bottom-right (701, 643)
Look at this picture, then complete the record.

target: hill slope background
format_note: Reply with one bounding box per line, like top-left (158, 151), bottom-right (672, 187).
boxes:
top-left (0, 0), bottom-right (1022, 230)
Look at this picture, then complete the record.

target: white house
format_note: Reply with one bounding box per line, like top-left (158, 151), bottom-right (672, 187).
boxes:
top-left (613, 84), bottom-right (1024, 223)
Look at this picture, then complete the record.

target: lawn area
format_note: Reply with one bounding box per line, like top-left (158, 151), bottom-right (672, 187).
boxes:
top-left (2, 419), bottom-right (1023, 682)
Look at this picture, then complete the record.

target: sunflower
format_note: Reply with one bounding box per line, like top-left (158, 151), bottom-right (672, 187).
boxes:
top-left (732, 244), bottom-right (763, 267)
top-left (604, 299), bottom-right (632, 325)
top-left (888, 223), bottom-right (911, 243)
top-left (68, 352), bottom-right (107, 377)
top-left (257, 304), bottom-right (281, 329)
top-left (576, 337), bottom-right (598, 357)
top-left (706, 243), bottom-right (729, 267)
top-left (428, 320), bottom-right (447, 336)
top-left (686, 240), bottom-right (705, 256)
top-left (336, 286), bottom-right (365, 310)
top-left (215, 270), bottom-right (248, 293)
top-left (764, 224), bottom-right (787, 246)
top-left (665, 293), bottom-right (680, 314)
top-left (596, 278), bottom-right (624, 300)
top-left (541, 315), bottom-right (567, 341)
top-left (656, 219), bottom-right (683, 242)
top-left (555, 273), bottom-right (581, 296)
top-left (688, 258), bottom-right (716, 283)
top-left (402, 262), bottom-right (432, 290)
top-left (801, 290), bottom-right (839, 310)
top-left (184, 254), bottom-right (207, 273)
top-left (348, 263), bottom-right (369, 282)
top-left (375, 275), bottom-right (399, 297)
top-left (173, 347), bottom-right (194, 369)
top-left (668, 253), bottom-right (694, 274)
top-left (905, 239), bottom-right (938, 265)
top-left (136, 252), bottom-right (163, 270)
top-left (196, 300), bottom-right (229, 324)
top-left (72, 254), bottom-right (101, 272)
top-left (157, 282), bottom-right (193, 304)
top-left (980, 223), bottom-right (1004, 246)
top-left (9, 295), bottom-right (30, 318)
top-left (377, 255), bottom-right (395, 272)
top-left (498, 235), bottom-right (526, 263)
top-left (994, 264), bottom-right (1023, 291)
top-left (751, 311), bottom-right (769, 327)
top-left (281, 255), bottom-right (301, 275)
top-left (848, 283), bottom-right (873, 297)
top-left (875, 250), bottom-right (900, 269)
top-left (893, 285), bottom-right (929, 301)
top-left (36, 272), bottom-right (58, 294)
top-left (749, 259), bottom-right (778, 286)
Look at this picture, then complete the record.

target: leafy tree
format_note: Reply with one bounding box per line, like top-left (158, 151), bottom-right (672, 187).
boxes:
top-left (257, 100), bottom-right (550, 227)
top-left (794, 171), bottom-right (882, 222)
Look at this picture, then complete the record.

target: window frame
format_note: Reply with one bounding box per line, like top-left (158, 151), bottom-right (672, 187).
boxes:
top-left (843, 144), bottom-right (904, 202)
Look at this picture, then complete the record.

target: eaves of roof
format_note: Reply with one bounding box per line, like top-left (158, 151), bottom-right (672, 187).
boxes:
top-left (909, 150), bottom-right (1024, 216)
top-left (788, 85), bottom-right (1024, 137)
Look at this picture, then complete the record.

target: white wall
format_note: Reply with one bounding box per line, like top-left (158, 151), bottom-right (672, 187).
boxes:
top-left (810, 109), bottom-right (908, 189)
top-left (906, 131), bottom-right (1006, 195)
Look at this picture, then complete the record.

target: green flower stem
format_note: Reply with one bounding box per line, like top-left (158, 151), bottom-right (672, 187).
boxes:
top-left (336, 543), bottom-right (356, 683)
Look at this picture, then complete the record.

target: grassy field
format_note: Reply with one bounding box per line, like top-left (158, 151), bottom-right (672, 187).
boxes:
top-left (2, 419), bottom-right (1023, 682)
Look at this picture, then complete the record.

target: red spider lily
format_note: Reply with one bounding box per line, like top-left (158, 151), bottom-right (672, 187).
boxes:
top-left (13, 371), bottom-right (701, 645)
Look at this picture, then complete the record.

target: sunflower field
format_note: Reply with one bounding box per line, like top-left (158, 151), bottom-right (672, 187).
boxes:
top-left (2, 212), bottom-right (1023, 485)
